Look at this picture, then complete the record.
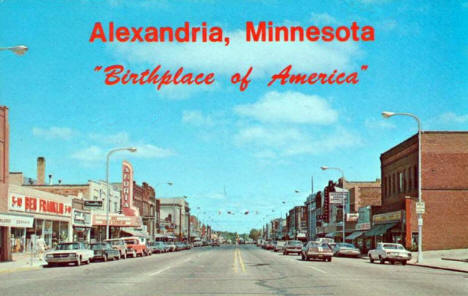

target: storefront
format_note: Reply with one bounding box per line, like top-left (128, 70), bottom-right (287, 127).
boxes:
top-left (8, 184), bottom-right (72, 251)
top-left (0, 213), bottom-right (34, 255)
top-left (348, 206), bottom-right (372, 253)
top-left (364, 210), bottom-right (404, 249)
top-left (91, 213), bottom-right (142, 242)
top-left (72, 209), bottom-right (92, 243)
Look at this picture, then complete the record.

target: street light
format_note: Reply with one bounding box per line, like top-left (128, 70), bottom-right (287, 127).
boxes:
top-left (382, 111), bottom-right (423, 263)
top-left (0, 45), bottom-right (28, 55)
top-left (106, 147), bottom-right (137, 240)
top-left (321, 166), bottom-right (347, 242)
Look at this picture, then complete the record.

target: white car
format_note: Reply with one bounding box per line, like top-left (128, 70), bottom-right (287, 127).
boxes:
top-left (44, 242), bottom-right (94, 267)
top-left (368, 243), bottom-right (411, 265)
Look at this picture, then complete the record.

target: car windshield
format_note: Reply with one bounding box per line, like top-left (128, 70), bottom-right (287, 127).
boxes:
top-left (339, 243), bottom-right (355, 248)
top-left (55, 243), bottom-right (80, 250)
top-left (124, 239), bottom-right (138, 245)
top-left (321, 244), bottom-right (331, 249)
top-left (383, 244), bottom-right (405, 250)
top-left (289, 241), bottom-right (302, 246)
top-left (107, 240), bottom-right (121, 246)
top-left (91, 244), bottom-right (106, 250)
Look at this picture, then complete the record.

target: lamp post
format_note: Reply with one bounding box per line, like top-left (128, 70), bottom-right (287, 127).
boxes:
top-left (0, 45), bottom-right (28, 55)
top-left (106, 147), bottom-right (137, 240)
top-left (321, 166), bottom-right (347, 242)
top-left (382, 111), bottom-right (423, 263)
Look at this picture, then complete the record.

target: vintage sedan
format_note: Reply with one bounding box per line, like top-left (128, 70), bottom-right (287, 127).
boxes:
top-left (333, 243), bottom-right (361, 257)
top-left (150, 241), bottom-right (168, 253)
top-left (368, 243), bottom-right (411, 265)
top-left (283, 240), bottom-right (303, 255)
top-left (44, 242), bottom-right (94, 267)
top-left (105, 238), bottom-right (130, 259)
top-left (123, 237), bottom-right (150, 257)
top-left (301, 241), bottom-right (333, 262)
top-left (274, 241), bottom-right (286, 252)
top-left (90, 242), bottom-right (120, 262)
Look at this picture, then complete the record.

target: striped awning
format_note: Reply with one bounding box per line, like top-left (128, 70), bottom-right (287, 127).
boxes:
top-left (364, 223), bottom-right (398, 237)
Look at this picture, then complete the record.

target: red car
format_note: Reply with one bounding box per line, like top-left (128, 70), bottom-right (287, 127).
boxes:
top-left (123, 237), bottom-right (150, 257)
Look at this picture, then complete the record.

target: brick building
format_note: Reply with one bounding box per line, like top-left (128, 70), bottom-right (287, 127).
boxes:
top-left (133, 182), bottom-right (156, 237)
top-left (376, 132), bottom-right (468, 251)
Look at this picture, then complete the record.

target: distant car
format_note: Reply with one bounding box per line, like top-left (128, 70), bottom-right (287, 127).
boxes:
top-left (212, 241), bottom-right (220, 247)
top-left (123, 237), bottom-right (150, 257)
top-left (301, 241), bottom-right (333, 262)
top-left (90, 242), bottom-right (120, 262)
top-left (175, 242), bottom-right (186, 251)
top-left (368, 243), bottom-right (411, 265)
top-left (264, 241), bottom-right (274, 250)
top-left (44, 242), bottom-right (94, 267)
top-left (105, 238), bottom-right (130, 259)
top-left (274, 241), bottom-right (286, 252)
top-left (283, 240), bottom-right (303, 255)
top-left (150, 241), bottom-right (167, 253)
top-left (166, 242), bottom-right (177, 252)
top-left (193, 241), bottom-right (202, 247)
top-left (333, 243), bottom-right (361, 257)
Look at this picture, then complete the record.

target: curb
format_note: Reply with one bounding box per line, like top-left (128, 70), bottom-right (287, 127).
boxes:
top-left (0, 265), bottom-right (42, 274)
top-left (407, 263), bottom-right (468, 274)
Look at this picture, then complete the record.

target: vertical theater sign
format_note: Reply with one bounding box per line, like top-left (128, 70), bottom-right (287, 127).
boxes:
top-left (122, 160), bottom-right (138, 217)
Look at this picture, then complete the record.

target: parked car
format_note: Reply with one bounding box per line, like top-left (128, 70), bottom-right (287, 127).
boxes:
top-left (90, 242), bottom-right (120, 262)
top-left (301, 241), bottom-right (333, 262)
top-left (264, 241), bottom-right (274, 250)
top-left (123, 237), bottom-right (150, 257)
top-left (283, 240), bottom-right (303, 255)
top-left (368, 243), bottom-right (411, 265)
top-left (193, 241), bottom-right (202, 247)
top-left (44, 242), bottom-right (94, 267)
top-left (105, 238), bottom-right (130, 259)
top-left (166, 242), bottom-right (177, 252)
top-left (175, 242), bottom-right (186, 251)
top-left (212, 241), bottom-right (220, 247)
top-left (274, 241), bottom-right (286, 252)
top-left (150, 241), bottom-right (168, 253)
top-left (333, 243), bottom-right (361, 257)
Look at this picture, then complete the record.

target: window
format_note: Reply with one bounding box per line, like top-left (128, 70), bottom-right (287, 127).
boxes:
top-left (414, 165), bottom-right (418, 189)
top-left (408, 167), bottom-right (412, 191)
top-left (399, 171), bottom-right (404, 193)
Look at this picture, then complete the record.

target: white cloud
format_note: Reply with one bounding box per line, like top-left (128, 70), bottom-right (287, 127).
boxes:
top-left (364, 118), bottom-right (396, 129)
top-left (182, 110), bottom-right (215, 127)
top-left (133, 144), bottom-right (175, 158)
top-left (310, 13), bottom-right (338, 25)
top-left (234, 126), bottom-right (303, 147)
top-left (89, 132), bottom-right (130, 145)
top-left (71, 146), bottom-right (104, 163)
top-left (437, 112), bottom-right (468, 124)
top-left (234, 91), bottom-right (338, 125)
top-left (112, 29), bottom-right (361, 79)
top-left (32, 127), bottom-right (75, 140)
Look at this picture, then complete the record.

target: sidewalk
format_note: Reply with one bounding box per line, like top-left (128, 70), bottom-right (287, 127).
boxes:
top-left (0, 252), bottom-right (45, 274)
top-left (407, 249), bottom-right (468, 273)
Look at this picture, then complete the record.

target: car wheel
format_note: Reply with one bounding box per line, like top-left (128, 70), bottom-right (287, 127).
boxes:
top-left (379, 256), bottom-right (385, 264)
top-left (402, 260), bottom-right (407, 266)
top-left (370, 255), bottom-right (374, 263)
top-left (328, 257), bottom-right (332, 262)
top-left (390, 260), bottom-right (395, 265)
top-left (46, 263), bottom-right (55, 268)
top-left (301, 254), bottom-right (305, 261)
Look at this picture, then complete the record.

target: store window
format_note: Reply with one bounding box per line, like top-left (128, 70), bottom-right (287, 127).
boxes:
top-left (10, 228), bottom-right (25, 253)
top-left (399, 172), bottom-right (404, 193)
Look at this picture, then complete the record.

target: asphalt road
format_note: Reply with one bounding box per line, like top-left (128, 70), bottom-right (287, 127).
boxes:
top-left (1, 245), bottom-right (467, 296)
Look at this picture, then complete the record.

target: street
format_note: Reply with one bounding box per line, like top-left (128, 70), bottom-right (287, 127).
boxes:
top-left (1, 245), bottom-right (467, 296)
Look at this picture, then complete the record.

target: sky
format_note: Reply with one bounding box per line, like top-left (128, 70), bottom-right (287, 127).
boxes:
top-left (1, 0), bottom-right (467, 233)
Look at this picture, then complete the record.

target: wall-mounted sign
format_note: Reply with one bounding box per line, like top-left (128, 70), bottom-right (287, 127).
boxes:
top-left (346, 213), bottom-right (359, 222)
top-left (84, 200), bottom-right (103, 207)
top-left (373, 210), bottom-right (402, 225)
top-left (330, 192), bottom-right (347, 204)
top-left (0, 213), bottom-right (34, 228)
top-left (92, 214), bottom-right (141, 227)
top-left (122, 160), bottom-right (137, 216)
top-left (9, 193), bottom-right (72, 217)
top-left (72, 209), bottom-right (92, 227)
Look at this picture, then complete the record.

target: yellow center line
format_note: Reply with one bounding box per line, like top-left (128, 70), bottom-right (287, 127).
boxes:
top-left (237, 248), bottom-right (246, 272)
top-left (233, 247), bottom-right (239, 273)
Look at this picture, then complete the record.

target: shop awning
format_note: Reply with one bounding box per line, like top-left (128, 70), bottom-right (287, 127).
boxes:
top-left (120, 228), bottom-right (149, 238)
top-left (346, 231), bottom-right (364, 240)
top-left (364, 223), bottom-right (398, 237)
top-left (325, 232), bottom-right (336, 238)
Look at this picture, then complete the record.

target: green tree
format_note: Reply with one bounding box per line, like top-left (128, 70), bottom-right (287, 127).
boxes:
top-left (249, 228), bottom-right (261, 241)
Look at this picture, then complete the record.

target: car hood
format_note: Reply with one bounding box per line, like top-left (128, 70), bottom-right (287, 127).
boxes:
top-left (46, 249), bottom-right (83, 254)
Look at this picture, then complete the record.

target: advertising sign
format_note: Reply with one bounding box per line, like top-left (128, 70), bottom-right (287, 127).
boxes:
top-left (8, 193), bottom-right (72, 217)
top-left (356, 206), bottom-right (371, 230)
top-left (84, 200), bottom-right (103, 207)
top-left (373, 210), bottom-right (402, 225)
top-left (346, 213), bottom-right (359, 222)
top-left (330, 192), bottom-right (347, 204)
top-left (122, 160), bottom-right (137, 216)
top-left (72, 209), bottom-right (92, 227)
top-left (92, 213), bottom-right (142, 227)
top-left (0, 213), bottom-right (34, 228)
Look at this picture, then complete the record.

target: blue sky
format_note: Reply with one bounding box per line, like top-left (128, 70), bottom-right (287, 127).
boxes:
top-left (1, 0), bottom-right (467, 233)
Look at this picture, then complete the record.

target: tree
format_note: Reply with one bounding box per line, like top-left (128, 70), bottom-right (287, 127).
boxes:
top-left (249, 228), bottom-right (261, 241)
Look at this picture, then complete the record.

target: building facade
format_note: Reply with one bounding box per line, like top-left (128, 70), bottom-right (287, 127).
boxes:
top-left (376, 132), bottom-right (468, 251)
top-left (159, 198), bottom-right (191, 241)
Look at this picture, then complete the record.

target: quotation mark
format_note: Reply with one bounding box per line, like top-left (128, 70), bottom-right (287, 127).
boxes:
top-left (361, 65), bottom-right (368, 71)
top-left (94, 66), bottom-right (102, 72)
